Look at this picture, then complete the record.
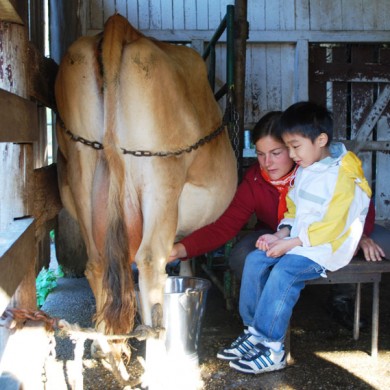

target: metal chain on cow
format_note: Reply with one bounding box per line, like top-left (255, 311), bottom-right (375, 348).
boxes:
top-left (57, 114), bottom-right (228, 157)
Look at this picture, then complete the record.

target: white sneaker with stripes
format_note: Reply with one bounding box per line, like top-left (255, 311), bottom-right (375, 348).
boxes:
top-left (216, 330), bottom-right (260, 361)
top-left (229, 342), bottom-right (286, 374)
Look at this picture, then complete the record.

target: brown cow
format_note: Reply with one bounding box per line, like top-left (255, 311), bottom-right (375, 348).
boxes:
top-left (55, 12), bottom-right (236, 377)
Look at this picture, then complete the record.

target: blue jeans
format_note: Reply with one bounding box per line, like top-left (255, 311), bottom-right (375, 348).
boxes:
top-left (239, 249), bottom-right (325, 342)
top-left (228, 230), bottom-right (272, 280)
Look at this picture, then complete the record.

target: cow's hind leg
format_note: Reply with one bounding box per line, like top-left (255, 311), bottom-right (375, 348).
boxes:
top-left (131, 159), bottom-right (188, 388)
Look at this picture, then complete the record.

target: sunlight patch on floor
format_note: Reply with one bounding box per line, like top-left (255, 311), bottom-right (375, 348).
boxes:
top-left (314, 350), bottom-right (390, 389)
top-left (142, 338), bottom-right (202, 390)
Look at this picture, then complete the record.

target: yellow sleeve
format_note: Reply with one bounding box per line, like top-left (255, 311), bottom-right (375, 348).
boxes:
top-left (284, 193), bottom-right (296, 219)
top-left (307, 168), bottom-right (355, 247)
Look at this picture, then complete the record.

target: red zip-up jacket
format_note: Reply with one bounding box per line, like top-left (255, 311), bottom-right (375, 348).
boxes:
top-left (180, 163), bottom-right (375, 259)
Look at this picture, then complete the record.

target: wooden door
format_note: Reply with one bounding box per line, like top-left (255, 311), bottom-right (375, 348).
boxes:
top-left (309, 43), bottom-right (390, 221)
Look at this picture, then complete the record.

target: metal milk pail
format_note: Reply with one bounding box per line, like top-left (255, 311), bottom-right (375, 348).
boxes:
top-left (136, 276), bottom-right (211, 363)
top-left (163, 276), bottom-right (211, 362)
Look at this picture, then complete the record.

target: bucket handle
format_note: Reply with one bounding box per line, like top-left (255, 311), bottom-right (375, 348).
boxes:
top-left (178, 288), bottom-right (199, 311)
top-left (185, 288), bottom-right (198, 296)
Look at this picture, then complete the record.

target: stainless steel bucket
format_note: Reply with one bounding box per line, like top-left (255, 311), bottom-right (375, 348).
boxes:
top-left (136, 276), bottom-right (211, 362)
top-left (163, 276), bottom-right (211, 361)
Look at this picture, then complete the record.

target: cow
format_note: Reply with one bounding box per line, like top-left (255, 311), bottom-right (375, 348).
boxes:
top-left (55, 13), bottom-right (237, 380)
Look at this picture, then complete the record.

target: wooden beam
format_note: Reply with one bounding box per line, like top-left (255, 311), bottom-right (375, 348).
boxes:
top-left (0, 89), bottom-right (38, 143)
top-left (311, 62), bottom-right (390, 83)
top-left (27, 43), bottom-right (58, 110)
top-left (234, 0), bottom-right (248, 178)
top-left (0, 0), bottom-right (23, 24)
top-left (343, 140), bottom-right (390, 152)
top-left (245, 30), bottom-right (390, 43)
top-left (87, 29), bottom-right (390, 44)
top-left (33, 164), bottom-right (63, 242)
top-left (0, 218), bottom-right (35, 315)
top-left (295, 39), bottom-right (309, 101)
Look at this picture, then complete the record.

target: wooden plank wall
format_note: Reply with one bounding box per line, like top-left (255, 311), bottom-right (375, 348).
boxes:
top-left (84, 1), bottom-right (390, 121)
top-left (80, 0), bottom-right (390, 223)
top-left (89, 0), bottom-right (234, 31)
top-left (0, 21), bottom-right (33, 230)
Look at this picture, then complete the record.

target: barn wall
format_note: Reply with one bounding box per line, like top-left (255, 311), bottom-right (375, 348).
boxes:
top-left (64, 0), bottom-right (390, 222)
top-left (83, 0), bottom-right (390, 122)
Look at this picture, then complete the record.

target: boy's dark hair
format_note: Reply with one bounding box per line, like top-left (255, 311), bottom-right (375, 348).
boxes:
top-left (251, 111), bottom-right (283, 144)
top-left (279, 101), bottom-right (333, 146)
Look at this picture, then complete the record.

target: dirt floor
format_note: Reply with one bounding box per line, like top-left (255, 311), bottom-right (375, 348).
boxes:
top-left (36, 259), bottom-right (390, 390)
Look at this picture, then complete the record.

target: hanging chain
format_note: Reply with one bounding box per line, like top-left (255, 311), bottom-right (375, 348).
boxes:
top-left (58, 116), bottom-right (227, 157)
top-left (224, 87), bottom-right (241, 163)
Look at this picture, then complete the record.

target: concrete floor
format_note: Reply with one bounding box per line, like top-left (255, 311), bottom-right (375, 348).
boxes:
top-left (38, 266), bottom-right (390, 390)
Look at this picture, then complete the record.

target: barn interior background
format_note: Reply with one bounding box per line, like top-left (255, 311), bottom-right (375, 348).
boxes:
top-left (1, 0), bottom-right (390, 386)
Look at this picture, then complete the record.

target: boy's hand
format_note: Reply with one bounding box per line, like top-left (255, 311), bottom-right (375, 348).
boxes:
top-left (256, 234), bottom-right (278, 251)
top-left (266, 237), bottom-right (302, 258)
top-left (266, 239), bottom-right (291, 257)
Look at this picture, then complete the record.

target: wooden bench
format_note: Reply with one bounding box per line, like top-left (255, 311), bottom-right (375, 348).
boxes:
top-left (305, 257), bottom-right (390, 358)
top-left (201, 248), bottom-right (390, 357)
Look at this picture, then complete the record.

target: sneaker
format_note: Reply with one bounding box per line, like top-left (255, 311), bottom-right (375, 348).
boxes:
top-left (216, 331), bottom-right (259, 361)
top-left (229, 343), bottom-right (286, 374)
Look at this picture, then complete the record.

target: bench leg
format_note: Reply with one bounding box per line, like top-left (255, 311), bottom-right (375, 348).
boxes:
top-left (372, 281), bottom-right (379, 358)
top-left (353, 283), bottom-right (361, 340)
top-left (285, 324), bottom-right (292, 364)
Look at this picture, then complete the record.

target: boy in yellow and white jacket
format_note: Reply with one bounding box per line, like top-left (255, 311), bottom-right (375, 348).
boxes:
top-left (277, 141), bottom-right (371, 272)
top-left (218, 101), bottom-right (371, 375)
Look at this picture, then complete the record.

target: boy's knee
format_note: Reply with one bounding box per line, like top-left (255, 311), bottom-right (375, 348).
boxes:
top-left (246, 249), bottom-right (262, 262)
top-left (242, 250), bottom-right (259, 272)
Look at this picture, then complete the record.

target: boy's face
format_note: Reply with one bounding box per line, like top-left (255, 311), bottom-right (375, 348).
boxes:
top-left (282, 132), bottom-right (329, 168)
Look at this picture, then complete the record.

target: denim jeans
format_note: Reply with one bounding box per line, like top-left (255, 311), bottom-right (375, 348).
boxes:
top-left (239, 249), bottom-right (325, 342)
top-left (228, 229), bottom-right (273, 280)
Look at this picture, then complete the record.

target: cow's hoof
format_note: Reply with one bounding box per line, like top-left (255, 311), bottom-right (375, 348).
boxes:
top-left (90, 339), bottom-right (105, 359)
top-left (91, 339), bottom-right (131, 366)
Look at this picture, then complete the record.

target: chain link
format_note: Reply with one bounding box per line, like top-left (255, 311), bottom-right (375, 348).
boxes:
top-left (224, 87), bottom-right (241, 167)
top-left (58, 117), bottom-right (227, 157)
top-left (61, 124), bottom-right (104, 150)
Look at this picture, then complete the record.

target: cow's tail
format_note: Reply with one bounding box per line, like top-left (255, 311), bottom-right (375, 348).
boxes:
top-left (98, 14), bottom-right (141, 334)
